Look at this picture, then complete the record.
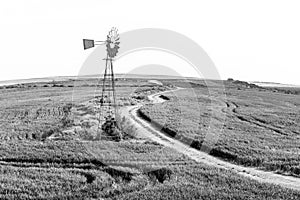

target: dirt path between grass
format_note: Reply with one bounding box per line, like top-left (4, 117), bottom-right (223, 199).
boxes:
top-left (122, 88), bottom-right (300, 191)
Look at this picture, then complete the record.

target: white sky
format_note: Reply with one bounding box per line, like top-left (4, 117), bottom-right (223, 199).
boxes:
top-left (0, 0), bottom-right (300, 85)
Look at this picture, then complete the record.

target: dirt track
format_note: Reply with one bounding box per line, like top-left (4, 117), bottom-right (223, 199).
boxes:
top-left (123, 88), bottom-right (300, 191)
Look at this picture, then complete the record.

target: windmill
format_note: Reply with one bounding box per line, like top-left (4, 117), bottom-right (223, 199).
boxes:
top-left (83, 27), bottom-right (121, 141)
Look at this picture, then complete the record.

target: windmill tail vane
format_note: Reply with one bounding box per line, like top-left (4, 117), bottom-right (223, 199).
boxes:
top-left (82, 28), bottom-right (121, 141)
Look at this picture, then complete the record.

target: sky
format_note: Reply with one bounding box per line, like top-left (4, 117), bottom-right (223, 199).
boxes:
top-left (0, 0), bottom-right (300, 85)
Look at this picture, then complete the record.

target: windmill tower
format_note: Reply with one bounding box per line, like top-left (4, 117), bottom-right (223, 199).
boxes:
top-left (83, 28), bottom-right (121, 140)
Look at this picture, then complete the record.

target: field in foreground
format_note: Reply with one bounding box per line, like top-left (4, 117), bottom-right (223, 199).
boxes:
top-left (0, 77), bottom-right (299, 199)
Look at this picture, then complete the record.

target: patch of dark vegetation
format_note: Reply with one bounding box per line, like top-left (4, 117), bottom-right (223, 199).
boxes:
top-left (264, 163), bottom-right (300, 175)
top-left (270, 87), bottom-right (300, 95)
top-left (147, 168), bottom-right (172, 183)
top-left (209, 148), bottom-right (238, 161)
top-left (0, 160), bottom-right (98, 170)
top-left (188, 81), bottom-right (207, 88)
top-left (3, 85), bottom-right (18, 89)
top-left (78, 171), bottom-right (96, 184)
top-left (227, 78), bottom-right (300, 95)
top-left (137, 109), bottom-right (152, 122)
top-left (0, 157), bottom-right (106, 168)
top-left (233, 80), bottom-right (261, 88)
top-left (104, 167), bottom-right (133, 182)
top-left (252, 117), bottom-right (268, 124)
top-left (100, 118), bottom-right (122, 142)
top-left (190, 140), bottom-right (203, 150)
top-left (226, 79), bottom-right (261, 90)
top-left (40, 127), bottom-right (60, 141)
top-left (61, 103), bottom-right (74, 127)
top-left (0, 81), bottom-right (76, 90)
top-left (155, 122), bottom-right (177, 138)
top-left (132, 94), bottom-right (147, 100)
top-left (89, 114), bottom-right (141, 142)
top-left (236, 115), bottom-right (248, 122)
top-left (143, 140), bottom-right (162, 146)
top-left (225, 102), bottom-right (230, 108)
top-left (159, 95), bottom-right (170, 100)
top-left (52, 84), bottom-right (64, 87)
top-left (137, 109), bottom-right (177, 138)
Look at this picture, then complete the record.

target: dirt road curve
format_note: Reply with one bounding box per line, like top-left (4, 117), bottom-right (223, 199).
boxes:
top-left (124, 88), bottom-right (300, 191)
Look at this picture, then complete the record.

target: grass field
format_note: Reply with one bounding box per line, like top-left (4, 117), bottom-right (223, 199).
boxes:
top-left (0, 77), bottom-right (300, 199)
top-left (1, 139), bottom-right (300, 199)
top-left (139, 79), bottom-right (300, 176)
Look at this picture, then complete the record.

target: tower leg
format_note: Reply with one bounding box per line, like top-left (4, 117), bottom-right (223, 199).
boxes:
top-left (96, 56), bottom-right (120, 141)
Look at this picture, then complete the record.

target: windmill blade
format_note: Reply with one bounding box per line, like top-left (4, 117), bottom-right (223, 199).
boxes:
top-left (83, 39), bottom-right (95, 50)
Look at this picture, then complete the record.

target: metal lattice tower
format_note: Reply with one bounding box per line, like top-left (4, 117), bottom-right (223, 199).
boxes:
top-left (83, 28), bottom-right (120, 140)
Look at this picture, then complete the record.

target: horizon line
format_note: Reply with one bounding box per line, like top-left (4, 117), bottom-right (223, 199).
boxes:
top-left (0, 73), bottom-right (299, 87)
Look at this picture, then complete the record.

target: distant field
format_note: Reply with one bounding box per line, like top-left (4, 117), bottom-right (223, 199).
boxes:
top-left (0, 78), bottom-right (300, 199)
top-left (140, 80), bottom-right (300, 176)
top-left (251, 81), bottom-right (300, 88)
top-left (0, 78), bottom-right (170, 141)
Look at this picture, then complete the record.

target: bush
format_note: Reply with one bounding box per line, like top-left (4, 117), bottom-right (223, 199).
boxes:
top-left (118, 116), bottom-right (138, 139)
top-left (190, 140), bottom-right (203, 150)
top-left (147, 168), bottom-right (173, 183)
